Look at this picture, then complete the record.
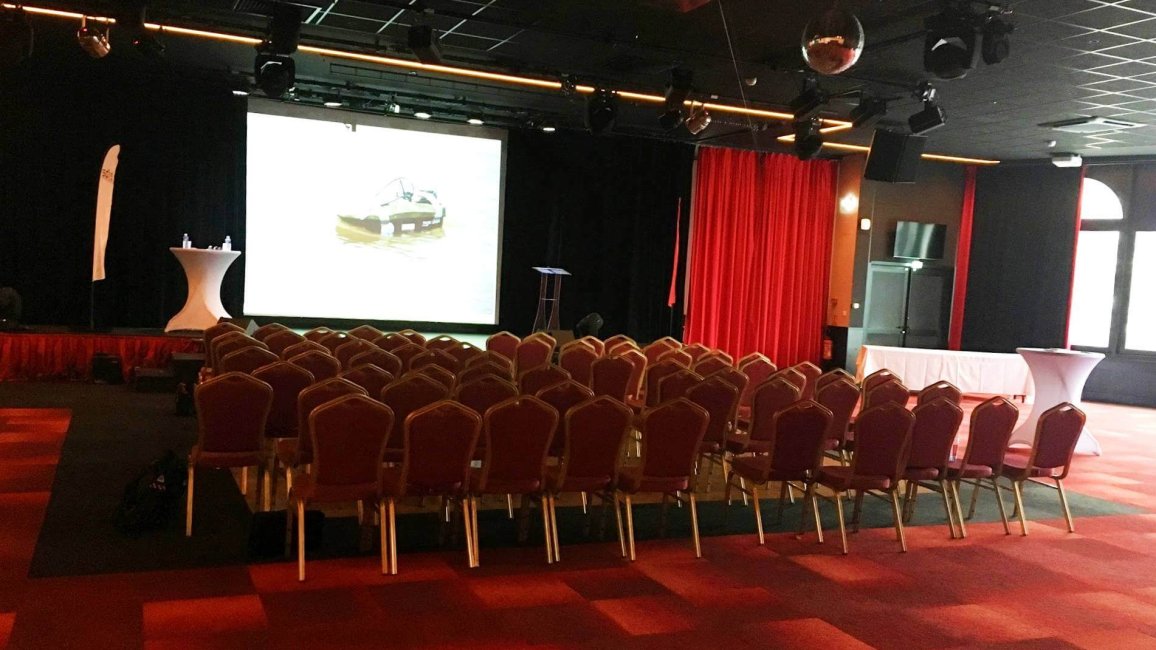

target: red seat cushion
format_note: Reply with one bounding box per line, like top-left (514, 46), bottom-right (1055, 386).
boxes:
top-left (275, 439), bottom-right (311, 467)
top-left (192, 446), bottom-right (263, 469)
top-left (291, 473), bottom-right (377, 503)
top-left (902, 467), bottom-right (941, 481)
top-left (817, 466), bottom-right (891, 492)
top-left (616, 467), bottom-right (689, 495)
top-left (1001, 454), bottom-right (1061, 479)
top-left (545, 465), bottom-right (612, 493)
top-left (469, 470), bottom-right (542, 495)
top-left (729, 455), bottom-right (772, 483)
top-left (946, 460), bottom-right (993, 479)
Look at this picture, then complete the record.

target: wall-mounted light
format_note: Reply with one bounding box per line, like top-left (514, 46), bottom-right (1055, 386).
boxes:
top-left (909, 260), bottom-right (924, 271)
top-left (839, 192), bottom-right (859, 214)
top-left (859, 218), bottom-right (872, 231)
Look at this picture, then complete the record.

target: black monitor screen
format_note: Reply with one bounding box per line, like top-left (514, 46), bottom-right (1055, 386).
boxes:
top-left (893, 221), bottom-right (946, 260)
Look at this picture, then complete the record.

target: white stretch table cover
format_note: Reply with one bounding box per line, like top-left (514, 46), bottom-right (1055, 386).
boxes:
top-left (1011, 347), bottom-right (1105, 456)
top-left (164, 248), bottom-right (241, 332)
top-left (856, 345), bottom-right (1033, 396)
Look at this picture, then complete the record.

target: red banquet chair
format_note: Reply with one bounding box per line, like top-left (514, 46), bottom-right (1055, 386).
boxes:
top-left (445, 343), bottom-right (484, 368)
top-left (374, 332), bottom-right (410, 352)
top-left (657, 368), bottom-right (702, 403)
top-left (280, 339), bottom-right (328, 361)
top-left (643, 339), bottom-right (680, 366)
top-left (187, 372), bottom-right (273, 536)
top-left (739, 356), bottom-right (777, 410)
top-left (202, 322), bottom-right (244, 373)
top-left (349, 347), bottom-right (403, 377)
top-left (426, 335), bottom-right (461, 353)
top-left (708, 366), bottom-right (749, 397)
top-left (458, 361), bottom-right (514, 385)
top-left (770, 367), bottom-right (807, 397)
top-left (815, 368), bottom-right (856, 395)
top-left (520, 364), bottom-right (571, 396)
top-left (347, 324), bottom-right (385, 341)
top-left (514, 337), bottom-right (554, 378)
top-left (485, 331), bottom-right (521, 361)
top-left (559, 342), bottom-right (598, 387)
top-left (862, 368), bottom-right (900, 399)
top-left (465, 350), bottom-right (515, 372)
top-left (455, 374), bottom-right (519, 417)
top-left (318, 331), bottom-right (351, 354)
top-left (1000, 402), bottom-right (1086, 536)
top-left (917, 380), bottom-right (963, 407)
top-left (545, 396), bottom-right (634, 561)
top-left (657, 348), bottom-right (693, 369)
top-left (815, 376), bottom-right (860, 462)
top-left (683, 343), bottom-right (711, 364)
top-left (288, 394), bottom-right (393, 581)
top-left (725, 400), bottom-right (833, 545)
top-left (264, 329), bottom-right (306, 357)
top-left (390, 342), bottom-right (426, 372)
top-left (341, 364), bottom-right (395, 401)
top-left (603, 334), bottom-right (636, 355)
top-left (212, 332), bottom-right (266, 370)
top-left (643, 359), bottom-right (685, 408)
top-left (899, 398), bottom-right (965, 538)
top-left (396, 329), bottom-right (426, 346)
top-left (692, 355), bottom-right (731, 378)
top-left (219, 346), bottom-right (279, 375)
top-left (378, 401), bottom-right (481, 574)
top-left (410, 349), bottom-right (460, 373)
top-left (253, 361), bottom-right (315, 508)
top-left (737, 352), bottom-right (770, 370)
top-left (687, 375), bottom-right (740, 490)
top-left (276, 378), bottom-right (368, 503)
top-left (619, 348), bottom-right (648, 401)
top-left (303, 326), bottom-right (334, 343)
top-left (468, 396), bottom-right (559, 566)
top-left (252, 322), bottom-right (290, 342)
top-left (814, 403), bottom-right (916, 554)
top-left (288, 350), bottom-right (342, 382)
top-left (412, 365), bottom-right (455, 391)
top-left (335, 338), bottom-right (375, 369)
top-left (575, 336), bottom-right (606, 357)
top-left (380, 373), bottom-right (451, 464)
top-left (536, 380), bottom-right (595, 458)
top-left (725, 375), bottom-right (801, 456)
top-left (616, 398), bottom-right (709, 561)
top-left (862, 377), bottom-right (910, 411)
top-left (792, 361), bottom-right (823, 400)
top-left (948, 396), bottom-right (1019, 537)
top-left (591, 354), bottom-right (633, 403)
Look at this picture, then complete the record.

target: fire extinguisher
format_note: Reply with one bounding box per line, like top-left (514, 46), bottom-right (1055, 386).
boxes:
top-left (822, 335), bottom-right (833, 361)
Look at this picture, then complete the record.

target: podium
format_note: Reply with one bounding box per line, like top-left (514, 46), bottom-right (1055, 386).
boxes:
top-left (165, 247), bottom-right (241, 332)
top-left (531, 267), bottom-right (570, 332)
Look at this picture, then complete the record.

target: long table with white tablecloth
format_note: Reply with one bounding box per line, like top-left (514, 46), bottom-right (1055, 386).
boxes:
top-left (855, 345), bottom-right (1034, 396)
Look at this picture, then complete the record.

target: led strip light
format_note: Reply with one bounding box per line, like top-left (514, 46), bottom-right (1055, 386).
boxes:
top-left (4, 3), bottom-right (998, 165)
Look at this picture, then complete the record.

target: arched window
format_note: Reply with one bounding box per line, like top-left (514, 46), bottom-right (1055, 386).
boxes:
top-left (1068, 177), bottom-right (1122, 347)
top-left (1079, 178), bottom-right (1123, 221)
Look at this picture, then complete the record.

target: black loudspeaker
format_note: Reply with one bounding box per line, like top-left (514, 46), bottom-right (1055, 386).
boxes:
top-left (407, 24), bottom-right (442, 64)
top-left (219, 317), bottom-right (258, 336)
top-left (91, 353), bottom-right (124, 384)
top-left (864, 130), bottom-right (926, 183)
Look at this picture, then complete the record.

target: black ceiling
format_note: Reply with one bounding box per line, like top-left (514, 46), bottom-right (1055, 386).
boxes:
top-left (22, 0), bottom-right (1156, 160)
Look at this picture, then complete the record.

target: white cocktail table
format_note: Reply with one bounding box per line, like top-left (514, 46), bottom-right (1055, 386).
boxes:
top-left (165, 247), bottom-right (241, 332)
top-left (1010, 347), bottom-right (1105, 455)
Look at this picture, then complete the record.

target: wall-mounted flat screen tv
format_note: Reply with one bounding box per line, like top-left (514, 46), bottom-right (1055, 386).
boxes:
top-left (893, 221), bottom-right (946, 260)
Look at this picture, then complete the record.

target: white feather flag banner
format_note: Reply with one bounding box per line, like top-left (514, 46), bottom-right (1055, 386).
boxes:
top-left (92, 144), bottom-right (120, 282)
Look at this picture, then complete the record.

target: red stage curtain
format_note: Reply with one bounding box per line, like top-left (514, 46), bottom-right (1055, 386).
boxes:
top-left (685, 148), bottom-right (837, 366)
top-left (0, 332), bottom-right (201, 382)
top-left (948, 165), bottom-right (977, 350)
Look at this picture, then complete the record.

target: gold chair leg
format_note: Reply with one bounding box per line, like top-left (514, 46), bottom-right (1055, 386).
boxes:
top-left (506, 494), bottom-right (514, 519)
top-left (541, 495), bottom-right (554, 564)
top-left (723, 471), bottom-right (734, 511)
top-left (689, 492), bottom-right (702, 559)
top-left (262, 459), bottom-right (273, 511)
top-left (241, 466), bottom-right (248, 496)
top-left (472, 497), bottom-right (481, 567)
top-left (463, 498), bottom-right (477, 568)
top-left (549, 495), bottom-right (561, 562)
top-left (357, 500), bottom-right (364, 524)
top-left (613, 493), bottom-right (627, 558)
top-left (388, 498), bottom-right (398, 575)
top-left (991, 478), bottom-right (1011, 535)
top-left (950, 480), bottom-right (968, 538)
top-left (739, 477), bottom-right (748, 507)
top-left (379, 501), bottom-right (389, 575)
top-left (296, 499), bottom-right (306, 581)
top-left (185, 463), bottom-right (195, 537)
top-left (284, 468), bottom-right (293, 505)
top-left (1012, 480), bottom-right (1028, 536)
top-left (851, 491), bottom-right (864, 533)
top-left (751, 485), bottom-right (764, 546)
top-left (808, 485), bottom-right (824, 544)
top-left (890, 489), bottom-right (908, 552)
top-left (580, 492), bottom-right (588, 514)
top-left (939, 480), bottom-right (957, 539)
top-left (624, 495), bottom-right (637, 562)
top-left (834, 491), bottom-right (848, 554)
top-left (1056, 478), bottom-right (1075, 533)
top-left (967, 479), bottom-right (981, 520)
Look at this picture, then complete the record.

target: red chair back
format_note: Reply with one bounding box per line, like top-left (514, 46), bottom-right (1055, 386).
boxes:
top-left (815, 369), bottom-right (855, 394)
top-left (618, 348), bottom-right (647, 400)
top-left (707, 367), bottom-right (748, 396)
top-left (693, 355), bottom-right (731, 377)
top-left (643, 339), bottom-right (680, 365)
top-left (961, 396), bottom-right (1019, 470)
top-left (412, 365), bottom-right (455, 391)
top-left (194, 372), bottom-right (272, 454)
top-left (658, 368), bottom-right (702, 403)
top-left (639, 398), bottom-right (709, 481)
top-left (349, 347), bottom-right (403, 376)
top-left (318, 332), bottom-right (351, 354)
top-left (252, 322), bottom-right (289, 342)
top-left (657, 348), bottom-right (693, 368)
top-left (537, 380), bottom-right (595, 457)
top-left (519, 364), bottom-right (571, 396)
top-left (411, 349), bottom-right (461, 373)
top-left (558, 396), bottom-right (632, 487)
top-left (264, 329), bottom-right (305, 357)
top-left (202, 323), bottom-right (244, 371)
top-left (465, 350), bottom-right (514, 372)
top-left (445, 343), bottom-right (483, 368)
top-left (906, 398), bottom-right (964, 470)
top-left (515, 337), bottom-right (554, 377)
top-left (397, 329), bottom-right (426, 346)
top-left (770, 367), bottom-right (806, 396)
top-left (862, 368), bottom-right (899, 395)
top-left (485, 331), bottom-right (520, 361)
top-left (863, 377), bottom-right (909, 411)
top-left (347, 324), bottom-right (384, 341)
top-left (749, 377), bottom-right (802, 443)
top-left (475, 396), bottom-right (558, 492)
top-left (591, 355), bottom-right (632, 402)
top-left (459, 361), bottom-right (514, 385)
top-left (303, 326), bottom-right (334, 342)
top-left (815, 377), bottom-right (859, 446)
top-left (375, 332), bottom-right (410, 352)
top-left (281, 339), bottom-right (327, 361)
top-left (335, 339), bottom-right (375, 369)
top-left (253, 361), bottom-right (315, 439)
top-left (851, 403), bottom-right (915, 480)
top-left (683, 343), bottom-right (711, 363)
top-left (917, 381), bottom-right (963, 407)
top-left (308, 394), bottom-right (393, 491)
top-left (380, 373), bottom-right (451, 450)
top-left (295, 378), bottom-right (368, 461)
top-left (686, 375), bottom-right (739, 446)
top-left (219, 346), bottom-right (279, 374)
top-left (402, 401), bottom-right (481, 494)
top-left (426, 335), bottom-right (460, 352)
top-left (559, 343), bottom-right (598, 387)
top-left (792, 361), bottom-right (823, 400)
top-left (576, 336), bottom-right (606, 357)
top-left (644, 359), bottom-right (684, 407)
top-left (390, 342), bottom-right (426, 371)
top-left (739, 357), bottom-right (777, 407)
top-left (524, 331), bottom-right (557, 350)
top-left (289, 350), bottom-right (342, 382)
top-left (341, 364), bottom-right (395, 400)
top-left (603, 334), bottom-right (635, 354)
top-left (212, 333), bottom-right (266, 369)
top-left (737, 352), bottom-right (770, 370)
top-left (1027, 402), bottom-right (1086, 472)
top-left (769, 401), bottom-right (833, 479)
top-left (455, 375), bottom-right (518, 416)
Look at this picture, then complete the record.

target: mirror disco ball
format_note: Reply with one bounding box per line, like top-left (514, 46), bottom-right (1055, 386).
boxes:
top-left (802, 8), bottom-right (865, 75)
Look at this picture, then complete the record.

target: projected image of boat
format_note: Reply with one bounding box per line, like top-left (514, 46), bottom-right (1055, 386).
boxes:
top-left (336, 177), bottom-right (446, 241)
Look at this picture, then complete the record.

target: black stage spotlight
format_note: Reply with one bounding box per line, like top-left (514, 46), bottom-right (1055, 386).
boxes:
top-left (981, 15), bottom-right (1013, 65)
top-left (793, 118), bottom-right (823, 160)
top-left (119, 3), bottom-right (164, 58)
top-left (266, 3), bottom-right (302, 55)
top-left (659, 68), bottom-right (692, 129)
top-left (908, 84), bottom-right (946, 134)
top-left (254, 4), bottom-right (302, 98)
top-left (572, 312), bottom-right (604, 339)
top-left (0, 7), bottom-right (33, 66)
top-left (923, 9), bottom-right (979, 79)
top-left (791, 77), bottom-right (827, 121)
top-left (850, 95), bottom-right (887, 128)
top-left (254, 53), bottom-right (295, 98)
top-left (409, 24), bottom-right (443, 64)
top-left (686, 107), bottom-right (711, 135)
top-left (659, 108), bottom-right (684, 131)
top-left (77, 16), bottom-right (111, 59)
top-left (586, 89), bottom-right (618, 134)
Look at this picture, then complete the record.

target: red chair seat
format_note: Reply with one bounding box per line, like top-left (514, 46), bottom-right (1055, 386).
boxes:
top-left (729, 455), bottom-right (772, 483)
top-left (193, 446), bottom-right (263, 468)
top-left (379, 467), bottom-right (405, 497)
top-left (291, 474), bottom-right (377, 503)
top-left (276, 439), bottom-right (311, 467)
top-left (1001, 454), bottom-right (1062, 478)
top-left (946, 460), bottom-right (993, 479)
top-left (469, 472), bottom-right (541, 495)
top-left (902, 467), bottom-right (941, 481)
top-left (545, 466), bottom-right (612, 493)
top-left (724, 432), bottom-right (750, 454)
top-left (817, 466), bottom-right (891, 492)
top-left (616, 467), bottom-right (689, 494)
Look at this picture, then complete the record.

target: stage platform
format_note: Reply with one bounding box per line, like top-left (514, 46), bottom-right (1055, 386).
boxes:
top-left (0, 327), bottom-right (202, 383)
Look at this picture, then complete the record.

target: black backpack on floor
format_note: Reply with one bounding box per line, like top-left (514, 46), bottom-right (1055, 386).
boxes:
top-left (115, 450), bottom-right (186, 535)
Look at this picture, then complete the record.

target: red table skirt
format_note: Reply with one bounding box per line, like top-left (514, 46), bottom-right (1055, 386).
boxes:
top-left (0, 331), bottom-right (201, 382)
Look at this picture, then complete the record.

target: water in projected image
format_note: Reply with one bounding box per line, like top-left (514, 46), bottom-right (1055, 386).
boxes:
top-left (244, 110), bottom-right (504, 325)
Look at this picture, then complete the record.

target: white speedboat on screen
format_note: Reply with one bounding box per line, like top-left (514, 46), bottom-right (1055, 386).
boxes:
top-left (336, 177), bottom-right (446, 240)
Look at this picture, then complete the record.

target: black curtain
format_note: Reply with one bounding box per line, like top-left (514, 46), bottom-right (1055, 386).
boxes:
top-left (961, 164), bottom-right (1081, 352)
top-left (0, 26), bottom-right (245, 328)
top-left (499, 130), bottom-right (694, 343)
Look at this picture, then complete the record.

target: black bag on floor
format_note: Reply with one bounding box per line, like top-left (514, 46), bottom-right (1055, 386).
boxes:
top-left (248, 509), bottom-right (326, 559)
top-left (115, 450), bottom-right (186, 535)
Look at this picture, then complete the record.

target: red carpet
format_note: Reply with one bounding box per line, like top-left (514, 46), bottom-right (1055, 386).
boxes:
top-left (3, 403), bottom-right (1156, 649)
